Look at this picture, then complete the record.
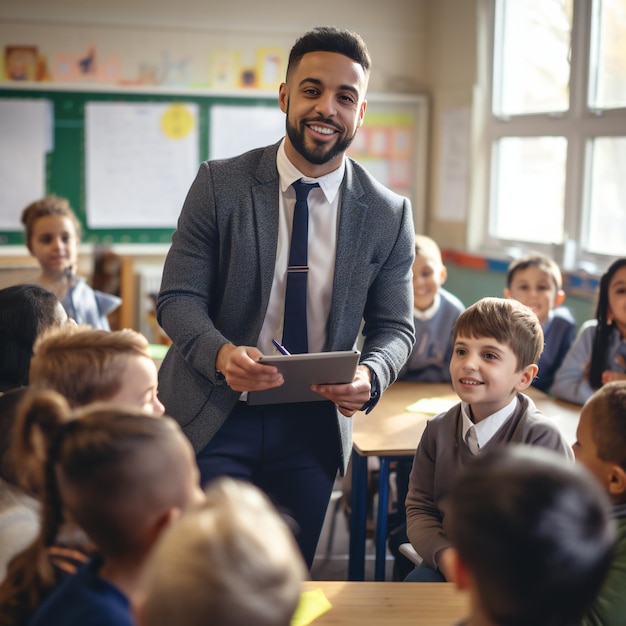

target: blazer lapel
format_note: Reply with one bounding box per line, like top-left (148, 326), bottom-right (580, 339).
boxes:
top-left (252, 144), bottom-right (281, 315)
top-left (328, 161), bottom-right (368, 349)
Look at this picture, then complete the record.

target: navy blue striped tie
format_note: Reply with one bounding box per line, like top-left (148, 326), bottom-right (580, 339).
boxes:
top-left (282, 179), bottom-right (319, 354)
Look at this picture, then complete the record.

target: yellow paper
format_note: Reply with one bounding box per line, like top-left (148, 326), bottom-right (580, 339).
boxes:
top-left (406, 397), bottom-right (456, 416)
top-left (291, 588), bottom-right (332, 626)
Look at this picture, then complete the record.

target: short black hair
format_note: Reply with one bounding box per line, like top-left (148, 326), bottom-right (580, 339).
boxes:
top-left (287, 26), bottom-right (371, 80)
top-left (448, 446), bottom-right (615, 626)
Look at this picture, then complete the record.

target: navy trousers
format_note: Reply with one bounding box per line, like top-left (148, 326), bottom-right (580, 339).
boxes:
top-left (196, 400), bottom-right (341, 568)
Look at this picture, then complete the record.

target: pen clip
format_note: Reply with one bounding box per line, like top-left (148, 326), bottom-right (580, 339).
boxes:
top-left (272, 339), bottom-right (291, 355)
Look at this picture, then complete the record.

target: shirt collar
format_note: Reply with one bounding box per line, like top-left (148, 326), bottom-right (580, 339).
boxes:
top-left (414, 293), bottom-right (441, 321)
top-left (277, 138), bottom-right (345, 203)
top-left (461, 395), bottom-right (518, 448)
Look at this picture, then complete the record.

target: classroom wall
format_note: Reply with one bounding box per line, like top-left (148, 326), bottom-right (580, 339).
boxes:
top-left (0, 0), bottom-right (503, 334)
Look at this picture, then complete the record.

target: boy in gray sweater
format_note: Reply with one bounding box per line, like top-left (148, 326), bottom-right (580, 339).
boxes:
top-left (405, 297), bottom-right (574, 582)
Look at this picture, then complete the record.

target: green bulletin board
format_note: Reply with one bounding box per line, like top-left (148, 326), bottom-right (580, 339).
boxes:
top-left (0, 86), bottom-right (427, 247)
top-left (0, 86), bottom-right (279, 246)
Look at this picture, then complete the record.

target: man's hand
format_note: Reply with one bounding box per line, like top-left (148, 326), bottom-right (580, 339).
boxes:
top-left (311, 364), bottom-right (372, 417)
top-left (216, 344), bottom-right (283, 392)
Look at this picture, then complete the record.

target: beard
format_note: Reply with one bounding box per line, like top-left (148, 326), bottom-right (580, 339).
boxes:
top-left (285, 101), bottom-right (357, 165)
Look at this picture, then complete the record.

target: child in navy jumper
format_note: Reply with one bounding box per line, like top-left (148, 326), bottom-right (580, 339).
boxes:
top-left (504, 252), bottom-right (576, 393)
top-left (24, 391), bottom-right (204, 626)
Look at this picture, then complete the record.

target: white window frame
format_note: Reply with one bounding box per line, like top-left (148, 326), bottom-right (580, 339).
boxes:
top-left (470, 0), bottom-right (626, 272)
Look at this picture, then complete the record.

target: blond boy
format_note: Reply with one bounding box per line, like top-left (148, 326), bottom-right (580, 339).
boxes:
top-left (398, 235), bottom-right (464, 382)
top-left (137, 477), bottom-right (306, 626)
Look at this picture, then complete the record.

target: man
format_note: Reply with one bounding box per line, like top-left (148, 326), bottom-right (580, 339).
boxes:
top-left (157, 26), bottom-right (415, 567)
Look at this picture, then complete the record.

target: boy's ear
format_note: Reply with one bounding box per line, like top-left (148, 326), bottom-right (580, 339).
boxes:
top-left (515, 364), bottom-right (538, 390)
top-left (554, 289), bottom-right (566, 307)
top-left (439, 264), bottom-right (448, 286)
top-left (503, 288), bottom-right (512, 299)
top-left (607, 464), bottom-right (626, 498)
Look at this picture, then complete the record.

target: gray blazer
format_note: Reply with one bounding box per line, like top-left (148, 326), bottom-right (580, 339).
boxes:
top-left (157, 141), bottom-right (415, 473)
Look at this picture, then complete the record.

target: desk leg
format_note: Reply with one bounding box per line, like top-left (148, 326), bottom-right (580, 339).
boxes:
top-left (375, 457), bottom-right (391, 581)
top-left (348, 450), bottom-right (367, 580)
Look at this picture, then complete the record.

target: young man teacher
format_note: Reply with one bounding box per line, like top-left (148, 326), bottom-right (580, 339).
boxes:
top-left (157, 25), bottom-right (416, 567)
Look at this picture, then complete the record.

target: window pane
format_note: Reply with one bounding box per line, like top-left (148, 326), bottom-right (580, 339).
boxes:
top-left (589, 0), bottom-right (626, 109)
top-left (494, 0), bottom-right (573, 116)
top-left (490, 137), bottom-right (567, 244)
top-left (585, 137), bottom-right (626, 255)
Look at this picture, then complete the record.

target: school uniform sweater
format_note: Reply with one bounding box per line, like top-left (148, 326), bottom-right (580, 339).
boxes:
top-left (533, 306), bottom-right (576, 393)
top-left (398, 288), bottom-right (465, 383)
top-left (405, 392), bottom-right (574, 570)
top-left (551, 320), bottom-right (626, 405)
top-left (28, 556), bottom-right (132, 626)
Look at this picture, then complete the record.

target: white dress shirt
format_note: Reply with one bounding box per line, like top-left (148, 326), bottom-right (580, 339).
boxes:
top-left (257, 139), bottom-right (345, 355)
top-left (460, 396), bottom-right (518, 454)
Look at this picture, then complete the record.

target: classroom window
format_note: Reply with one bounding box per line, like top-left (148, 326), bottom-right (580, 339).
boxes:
top-left (475, 0), bottom-right (626, 268)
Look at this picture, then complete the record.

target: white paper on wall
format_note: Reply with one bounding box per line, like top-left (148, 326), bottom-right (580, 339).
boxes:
top-left (0, 98), bottom-right (52, 231)
top-left (85, 101), bottom-right (199, 228)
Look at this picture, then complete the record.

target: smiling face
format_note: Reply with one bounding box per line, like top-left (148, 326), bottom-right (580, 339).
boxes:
top-left (505, 266), bottom-right (564, 326)
top-left (107, 354), bottom-right (165, 416)
top-left (607, 266), bottom-right (626, 336)
top-left (279, 50), bottom-right (368, 177)
top-left (28, 215), bottom-right (78, 279)
top-left (412, 253), bottom-right (446, 311)
top-left (450, 335), bottom-right (537, 421)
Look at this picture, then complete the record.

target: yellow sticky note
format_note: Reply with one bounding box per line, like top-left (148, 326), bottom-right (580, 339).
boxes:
top-left (291, 588), bottom-right (332, 626)
top-left (406, 397), bottom-right (457, 416)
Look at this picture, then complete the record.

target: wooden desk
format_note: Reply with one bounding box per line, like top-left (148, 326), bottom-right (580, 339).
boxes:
top-left (347, 382), bottom-right (581, 581)
top-left (300, 581), bottom-right (469, 625)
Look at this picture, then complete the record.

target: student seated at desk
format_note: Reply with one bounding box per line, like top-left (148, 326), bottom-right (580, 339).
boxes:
top-left (448, 446), bottom-right (614, 626)
top-left (21, 391), bottom-right (203, 626)
top-left (136, 477), bottom-right (306, 626)
top-left (0, 324), bottom-right (165, 625)
top-left (552, 258), bottom-right (626, 405)
top-left (21, 195), bottom-right (121, 330)
top-left (389, 234), bottom-right (465, 580)
top-left (404, 298), bottom-right (573, 583)
top-left (504, 252), bottom-right (576, 393)
top-left (573, 381), bottom-right (626, 626)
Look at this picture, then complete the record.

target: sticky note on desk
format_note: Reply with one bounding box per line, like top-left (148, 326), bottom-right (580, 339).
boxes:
top-left (406, 397), bottom-right (457, 416)
top-left (291, 588), bottom-right (332, 625)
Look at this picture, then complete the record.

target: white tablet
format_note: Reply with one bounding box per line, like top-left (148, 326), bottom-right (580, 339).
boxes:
top-left (246, 350), bottom-right (361, 405)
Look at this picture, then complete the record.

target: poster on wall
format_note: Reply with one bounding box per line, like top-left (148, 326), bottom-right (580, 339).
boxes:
top-left (209, 104), bottom-right (285, 159)
top-left (0, 98), bottom-right (52, 232)
top-left (85, 101), bottom-right (199, 228)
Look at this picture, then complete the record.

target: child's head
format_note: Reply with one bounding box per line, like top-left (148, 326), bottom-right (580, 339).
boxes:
top-left (412, 235), bottom-right (446, 311)
top-left (574, 381), bottom-right (626, 503)
top-left (0, 284), bottom-right (67, 392)
top-left (21, 196), bottom-right (81, 277)
top-left (589, 258), bottom-right (626, 389)
top-left (138, 477), bottom-right (306, 626)
top-left (451, 298), bottom-right (543, 418)
top-left (448, 445), bottom-right (615, 626)
top-left (504, 252), bottom-right (566, 325)
top-left (1, 389), bottom-right (202, 624)
top-left (29, 324), bottom-right (164, 415)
